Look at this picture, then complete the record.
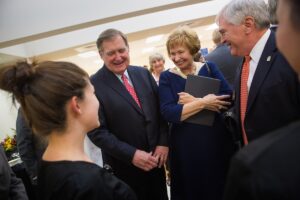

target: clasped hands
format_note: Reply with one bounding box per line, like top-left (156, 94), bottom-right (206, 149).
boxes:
top-left (178, 92), bottom-right (231, 112)
top-left (132, 146), bottom-right (168, 171)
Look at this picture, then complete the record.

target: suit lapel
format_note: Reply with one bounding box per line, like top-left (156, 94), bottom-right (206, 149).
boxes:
top-left (102, 66), bottom-right (143, 115)
top-left (235, 62), bottom-right (243, 122)
top-left (247, 32), bottom-right (277, 113)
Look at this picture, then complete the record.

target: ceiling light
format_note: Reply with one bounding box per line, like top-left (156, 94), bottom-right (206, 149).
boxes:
top-left (145, 34), bottom-right (164, 44)
top-left (142, 47), bottom-right (155, 54)
top-left (205, 23), bottom-right (218, 31)
top-left (77, 51), bottom-right (98, 58)
top-left (94, 60), bottom-right (102, 64)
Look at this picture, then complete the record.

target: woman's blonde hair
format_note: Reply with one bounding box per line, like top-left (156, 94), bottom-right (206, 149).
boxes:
top-left (166, 26), bottom-right (201, 57)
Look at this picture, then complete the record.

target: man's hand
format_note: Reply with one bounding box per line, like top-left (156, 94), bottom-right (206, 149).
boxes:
top-left (153, 146), bottom-right (169, 168)
top-left (132, 150), bottom-right (158, 171)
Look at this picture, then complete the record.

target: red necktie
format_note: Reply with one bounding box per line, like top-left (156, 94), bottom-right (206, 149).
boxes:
top-left (121, 74), bottom-right (142, 108)
top-left (240, 56), bottom-right (251, 145)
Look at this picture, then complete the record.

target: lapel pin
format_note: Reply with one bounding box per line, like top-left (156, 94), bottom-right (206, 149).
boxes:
top-left (267, 56), bottom-right (271, 62)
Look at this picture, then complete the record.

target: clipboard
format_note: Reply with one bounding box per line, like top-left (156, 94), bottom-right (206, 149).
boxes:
top-left (184, 74), bottom-right (221, 126)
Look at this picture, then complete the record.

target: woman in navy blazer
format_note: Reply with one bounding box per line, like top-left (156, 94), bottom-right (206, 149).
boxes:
top-left (158, 26), bottom-right (235, 200)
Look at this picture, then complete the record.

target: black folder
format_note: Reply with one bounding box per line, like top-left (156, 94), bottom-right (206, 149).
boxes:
top-left (184, 74), bottom-right (221, 126)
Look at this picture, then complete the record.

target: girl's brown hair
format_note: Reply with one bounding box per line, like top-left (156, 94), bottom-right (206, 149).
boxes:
top-left (0, 61), bottom-right (88, 136)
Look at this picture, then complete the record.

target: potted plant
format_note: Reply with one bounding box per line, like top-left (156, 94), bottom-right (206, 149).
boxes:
top-left (1, 129), bottom-right (18, 160)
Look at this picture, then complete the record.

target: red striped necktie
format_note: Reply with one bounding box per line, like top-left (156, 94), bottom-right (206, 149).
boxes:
top-left (240, 56), bottom-right (251, 145)
top-left (121, 74), bottom-right (141, 108)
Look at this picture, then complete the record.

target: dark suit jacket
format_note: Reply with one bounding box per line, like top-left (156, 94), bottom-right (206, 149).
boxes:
top-left (233, 31), bottom-right (300, 144)
top-left (16, 109), bottom-right (47, 184)
top-left (0, 146), bottom-right (28, 200)
top-left (88, 65), bottom-right (168, 198)
top-left (205, 44), bottom-right (243, 87)
top-left (224, 120), bottom-right (300, 200)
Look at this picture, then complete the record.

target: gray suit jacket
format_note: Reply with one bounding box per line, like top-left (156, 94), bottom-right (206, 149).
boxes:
top-left (0, 146), bottom-right (28, 200)
top-left (16, 109), bottom-right (47, 184)
top-left (205, 44), bottom-right (243, 87)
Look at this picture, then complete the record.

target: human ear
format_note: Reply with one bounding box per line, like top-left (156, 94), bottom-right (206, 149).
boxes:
top-left (243, 16), bottom-right (255, 34)
top-left (70, 96), bottom-right (82, 114)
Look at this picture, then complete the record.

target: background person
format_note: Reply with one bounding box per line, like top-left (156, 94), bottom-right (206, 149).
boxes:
top-left (88, 28), bottom-right (169, 200)
top-left (16, 109), bottom-right (47, 199)
top-left (224, 0), bottom-right (300, 199)
top-left (159, 26), bottom-right (234, 200)
top-left (205, 29), bottom-right (243, 87)
top-left (0, 146), bottom-right (28, 200)
top-left (216, 0), bottom-right (300, 146)
top-left (16, 109), bottom-right (47, 185)
top-left (0, 61), bottom-right (137, 200)
top-left (148, 52), bottom-right (165, 85)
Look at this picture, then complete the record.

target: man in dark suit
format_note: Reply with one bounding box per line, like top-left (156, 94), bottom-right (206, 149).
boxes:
top-left (205, 29), bottom-right (242, 87)
top-left (224, 0), bottom-right (300, 199)
top-left (16, 109), bottom-right (47, 186)
top-left (88, 28), bottom-right (169, 200)
top-left (0, 146), bottom-right (28, 200)
top-left (217, 0), bottom-right (300, 146)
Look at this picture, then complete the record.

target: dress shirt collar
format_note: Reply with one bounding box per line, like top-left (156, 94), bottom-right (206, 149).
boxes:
top-left (250, 29), bottom-right (271, 64)
top-left (115, 69), bottom-right (132, 85)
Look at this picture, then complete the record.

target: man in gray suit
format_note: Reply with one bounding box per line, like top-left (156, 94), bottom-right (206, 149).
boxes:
top-left (16, 109), bottom-right (47, 186)
top-left (0, 146), bottom-right (28, 200)
top-left (205, 29), bottom-right (242, 87)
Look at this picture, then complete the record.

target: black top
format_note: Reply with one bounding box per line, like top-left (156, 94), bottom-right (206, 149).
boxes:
top-left (38, 160), bottom-right (137, 200)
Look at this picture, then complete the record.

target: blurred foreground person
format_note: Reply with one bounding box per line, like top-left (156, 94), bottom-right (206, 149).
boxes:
top-left (0, 61), bottom-right (136, 200)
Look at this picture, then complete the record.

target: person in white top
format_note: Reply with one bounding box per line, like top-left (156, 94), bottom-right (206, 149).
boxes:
top-left (149, 52), bottom-right (165, 85)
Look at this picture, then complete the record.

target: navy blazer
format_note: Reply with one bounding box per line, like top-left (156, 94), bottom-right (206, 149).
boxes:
top-left (88, 65), bottom-right (168, 168)
top-left (205, 44), bottom-right (243, 87)
top-left (234, 31), bottom-right (300, 143)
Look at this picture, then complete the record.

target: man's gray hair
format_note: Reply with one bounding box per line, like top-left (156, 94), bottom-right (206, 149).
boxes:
top-left (216, 0), bottom-right (270, 30)
top-left (268, 0), bottom-right (278, 24)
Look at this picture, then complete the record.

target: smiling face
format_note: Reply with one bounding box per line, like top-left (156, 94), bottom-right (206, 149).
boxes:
top-left (218, 17), bottom-right (249, 56)
top-left (169, 44), bottom-right (194, 71)
top-left (276, 0), bottom-right (300, 75)
top-left (150, 58), bottom-right (165, 74)
top-left (100, 35), bottom-right (130, 75)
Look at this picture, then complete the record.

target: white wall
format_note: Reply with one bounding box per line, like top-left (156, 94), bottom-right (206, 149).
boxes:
top-left (0, 91), bottom-right (18, 141)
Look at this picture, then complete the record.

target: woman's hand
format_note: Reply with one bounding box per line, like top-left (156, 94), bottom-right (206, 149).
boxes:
top-left (178, 92), bottom-right (196, 104)
top-left (202, 94), bottom-right (231, 112)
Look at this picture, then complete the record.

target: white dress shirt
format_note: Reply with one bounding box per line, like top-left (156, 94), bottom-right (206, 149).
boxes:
top-left (248, 29), bottom-right (271, 92)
